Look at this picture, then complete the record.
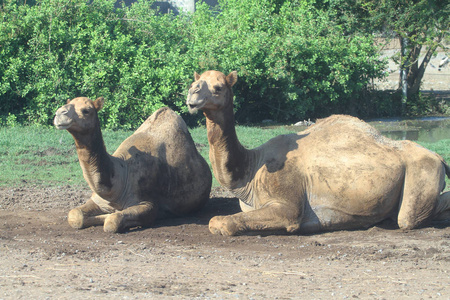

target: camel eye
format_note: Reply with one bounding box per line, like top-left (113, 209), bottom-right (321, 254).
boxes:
top-left (82, 109), bottom-right (90, 115)
top-left (214, 86), bottom-right (222, 93)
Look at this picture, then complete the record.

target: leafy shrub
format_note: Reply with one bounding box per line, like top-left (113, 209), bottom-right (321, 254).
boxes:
top-left (0, 0), bottom-right (386, 128)
top-left (188, 0), bottom-right (386, 122)
top-left (0, 0), bottom-right (193, 128)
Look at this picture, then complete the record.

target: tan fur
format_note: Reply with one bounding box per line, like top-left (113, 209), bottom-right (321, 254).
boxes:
top-left (186, 70), bottom-right (450, 236)
top-left (54, 97), bottom-right (212, 233)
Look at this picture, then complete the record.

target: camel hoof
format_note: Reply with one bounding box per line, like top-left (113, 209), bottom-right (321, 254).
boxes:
top-left (209, 216), bottom-right (238, 236)
top-left (286, 223), bottom-right (301, 233)
top-left (68, 208), bottom-right (84, 229)
top-left (104, 213), bottom-right (124, 233)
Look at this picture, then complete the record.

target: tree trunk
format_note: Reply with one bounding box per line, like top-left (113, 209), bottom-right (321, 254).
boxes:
top-left (400, 36), bottom-right (408, 114)
top-left (399, 32), bottom-right (440, 108)
top-left (407, 44), bottom-right (437, 97)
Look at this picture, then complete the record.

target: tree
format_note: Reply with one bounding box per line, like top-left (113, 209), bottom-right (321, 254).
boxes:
top-left (329, 0), bottom-right (449, 113)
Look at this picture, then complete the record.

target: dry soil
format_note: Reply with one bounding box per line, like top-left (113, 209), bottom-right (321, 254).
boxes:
top-left (1, 185), bottom-right (449, 299)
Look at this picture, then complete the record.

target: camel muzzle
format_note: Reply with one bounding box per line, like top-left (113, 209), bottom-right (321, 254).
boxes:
top-left (54, 109), bottom-right (73, 130)
top-left (186, 94), bottom-right (205, 114)
top-left (187, 103), bottom-right (200, 114)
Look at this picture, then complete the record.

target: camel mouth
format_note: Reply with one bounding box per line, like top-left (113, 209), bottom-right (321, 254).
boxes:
top-left (54, 117), bottom-right (73, 130)
top-left (187, 98), bottom-right (206, 114)
top-left (54, 123), bottom-right (72, 130)
top-left (187, 104), bottom-right (200, 114)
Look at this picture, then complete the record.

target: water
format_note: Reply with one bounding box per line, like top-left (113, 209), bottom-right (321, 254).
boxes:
top-left (369, 116), bottom-right (450, 143)
top-left (286, 116), bottom-right (450, 143)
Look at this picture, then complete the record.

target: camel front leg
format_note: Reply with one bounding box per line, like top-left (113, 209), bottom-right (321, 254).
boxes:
top-left (103, 201), bottom-right (158, 233)
top-left (68, 198), bottom-right (109, 229)
top-left (209, 203), bottom-right (301, 236)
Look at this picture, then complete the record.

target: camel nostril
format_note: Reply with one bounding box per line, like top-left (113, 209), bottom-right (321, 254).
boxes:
top-left (57, 108), bottom-right (69, 115)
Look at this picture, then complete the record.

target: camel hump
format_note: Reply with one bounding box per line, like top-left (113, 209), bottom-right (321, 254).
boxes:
top-left (149, 106), bottom-right (176, 121)
top-left (136, 107), bottom-right (188, 135)
top-left (148, 107), bottom-right (181, 125)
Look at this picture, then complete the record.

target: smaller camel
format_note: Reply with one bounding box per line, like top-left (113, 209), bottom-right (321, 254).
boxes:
top-left (186, 70), bottom-right (450, 236)
top-left (54, 97), bottom-right (212, 233)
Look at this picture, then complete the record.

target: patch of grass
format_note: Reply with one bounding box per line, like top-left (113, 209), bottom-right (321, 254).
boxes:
top-left (420, 140), bottom-right (450, 190)
top-left (0, 126), bottom-right (131, 187)
top-left (189, 126), bottom-right (296, 187)
top-left (189, 125), bottom-right (296, 158)
top-left (0, 126), bottom-right (77, 186)
top-left (1, 125), bottom-right (449, 190)
top-left (419, 140), bottom-right (450, 163)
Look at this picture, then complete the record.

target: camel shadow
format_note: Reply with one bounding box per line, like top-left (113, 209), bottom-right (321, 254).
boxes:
top-left (263, 133), bottom-right (307, 173)
top-left (151, 195), bottom-right (241, 229)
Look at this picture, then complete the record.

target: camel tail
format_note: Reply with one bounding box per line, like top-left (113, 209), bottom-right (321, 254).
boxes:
top-left (444, 161), bottom-right (450, 178)
top-left (441, 157), bottom-right (450, 178)
top-left (431, 150), bottom-right (450, 178)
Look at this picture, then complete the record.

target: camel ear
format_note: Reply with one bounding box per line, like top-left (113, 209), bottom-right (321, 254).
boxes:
top-left (66, 99), bottom-right (71, 104)
top-left (93, 97), bottom-right (105, 111)
top-left (226, 71), bottom-right (238, 87)
top-left (194, 71), bottom-right (200, 81)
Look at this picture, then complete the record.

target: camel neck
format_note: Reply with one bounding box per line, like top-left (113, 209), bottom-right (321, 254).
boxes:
top-left (70, 127), bottom-right (116, 197)
top-left (204, 103), bottom-right (253, 189)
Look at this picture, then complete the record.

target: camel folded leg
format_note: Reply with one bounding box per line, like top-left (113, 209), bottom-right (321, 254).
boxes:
top-left (209, 203), bottom-right (301, 236)
top-left (68, 199), bottom-right (108, 229)
top-left (103, 201), bottom-right (158, 233)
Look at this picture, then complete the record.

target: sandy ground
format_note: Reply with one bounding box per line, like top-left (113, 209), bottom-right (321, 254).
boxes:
top-left (1, 185), bottom-right (449, 299)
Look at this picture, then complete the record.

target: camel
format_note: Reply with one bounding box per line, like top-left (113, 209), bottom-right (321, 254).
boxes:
top-left (186, 70), bottom-right (450, 236)
top-left (54, 97), bottom-right (212, 233)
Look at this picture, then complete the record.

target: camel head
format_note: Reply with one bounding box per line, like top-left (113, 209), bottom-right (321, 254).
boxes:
top-left (54, 97), bottom-right (104, 133)
top-left (186, 70), bottom-right (237, 114)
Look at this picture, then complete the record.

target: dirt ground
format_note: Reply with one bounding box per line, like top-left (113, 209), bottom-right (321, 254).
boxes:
top-left (1, 185), bottom-right (449, 300)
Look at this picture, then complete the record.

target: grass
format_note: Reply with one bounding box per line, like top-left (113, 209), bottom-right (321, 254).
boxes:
top-left (0, 125), bottom-right (296, 187)
top-left (0, 126), bottom-right (82, 186)
top-left (1, 125), bottom-right (450, 189)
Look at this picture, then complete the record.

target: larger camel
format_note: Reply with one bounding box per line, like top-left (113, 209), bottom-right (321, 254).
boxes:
top-left (54, 97), bottom-right (212, 233)
top-left (186, 70), bottom-right (450, 236)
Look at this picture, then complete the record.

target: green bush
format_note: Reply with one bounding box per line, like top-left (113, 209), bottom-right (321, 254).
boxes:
top-left (0, 0), bottom-right (386, 128)
top-left (0, 0), bottom-right (194, 128)
top-left (188, 0), bottom-right (386, 122)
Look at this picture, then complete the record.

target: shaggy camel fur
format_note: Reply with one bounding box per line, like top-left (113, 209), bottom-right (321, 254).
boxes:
top-left (186, 70), bottom-right (450, 236)
top-left (54, 97), bottom-right (212, 233)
